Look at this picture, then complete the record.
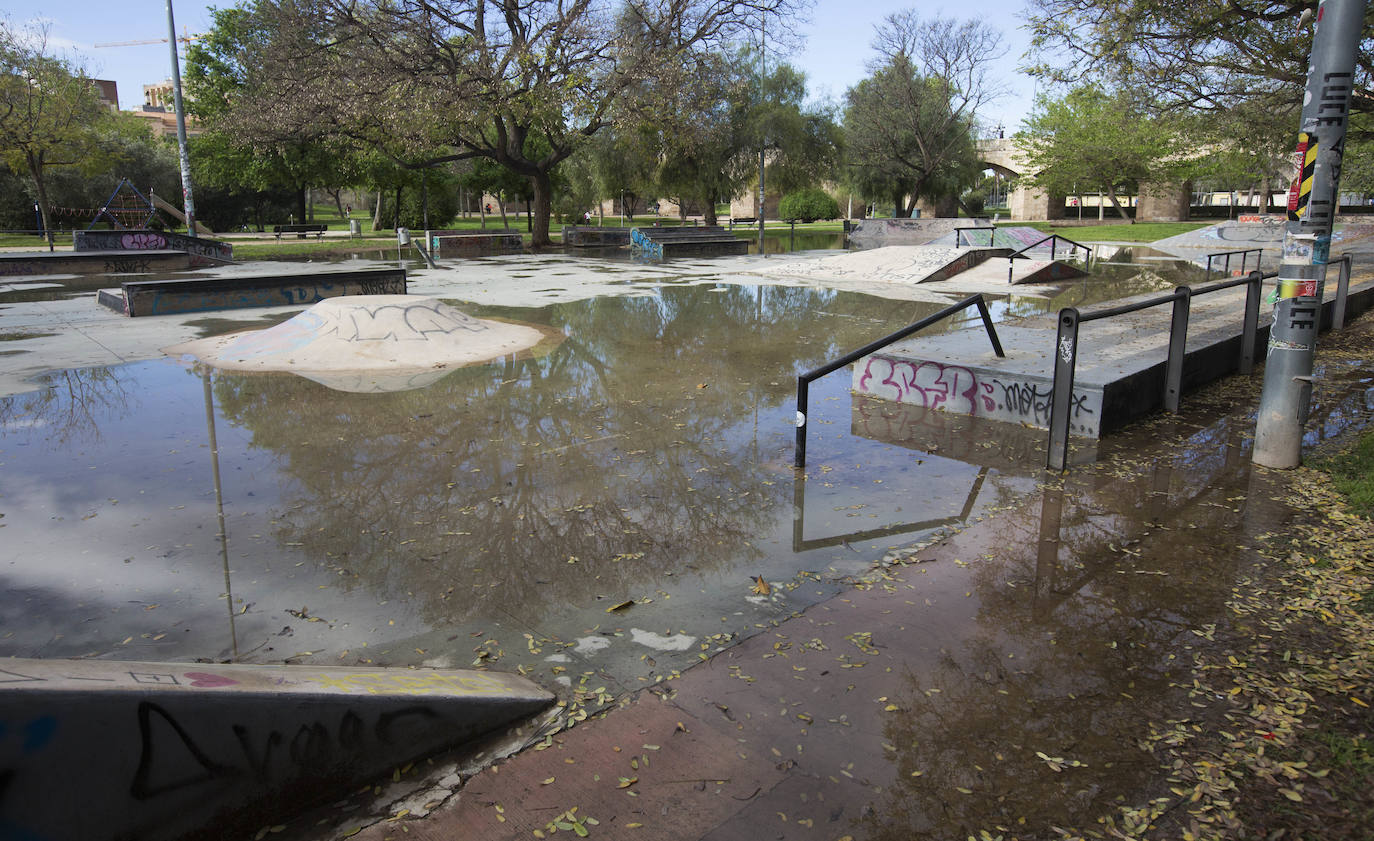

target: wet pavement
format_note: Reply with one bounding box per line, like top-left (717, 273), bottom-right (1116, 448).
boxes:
top-left (2, 244), bottom-right (1371, 838)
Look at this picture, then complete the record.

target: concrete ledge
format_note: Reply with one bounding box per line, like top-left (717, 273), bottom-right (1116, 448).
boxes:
top-left (630, 226), bottom-right (749, 258)
top-left (430, 231), bottom-right (524, 255)
top-left (852, 278), bottom-right (1374, 438)
top-left (561, 225), bottom-right (631, 246)
top-left (74, 230), bottom-right (235, 265)
top-left (0, 250), bottom-right (193, 277)
top-left (100, 268), bottom-right (408, 317)
top-left (0, 657), bottom-right (553, 841)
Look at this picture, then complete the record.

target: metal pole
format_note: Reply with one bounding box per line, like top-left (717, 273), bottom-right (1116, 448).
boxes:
top-left (757, 12), bottom-right (766, 255)
top-left (1253, 0), bottom-right (1364, 468)
top-left (1046, 308), bottom-right (1080, 471)
top-left (166, 0), bottom-right (197, 237)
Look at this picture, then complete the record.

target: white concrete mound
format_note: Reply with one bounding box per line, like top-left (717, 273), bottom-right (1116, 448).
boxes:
top-left (166, 295), bottom-right (545, 392)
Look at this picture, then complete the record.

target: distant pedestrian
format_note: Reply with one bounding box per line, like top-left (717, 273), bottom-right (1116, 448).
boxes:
top-left (345, 204), bottom-right (352, 217)
top-left (485, 203), bottom-right (491, 214)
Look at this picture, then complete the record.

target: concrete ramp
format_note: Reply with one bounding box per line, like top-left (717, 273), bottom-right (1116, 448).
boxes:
top-left (0, 657), bottom-right (552, 841)
top-left (755, 245), bottom-right (1010, 285)
top-left (952, 257), bottom-right (1088, 285)
top-left (847, 217), bottom-right (991, 247)
top-left (1, 249), bottom-right (193, 276)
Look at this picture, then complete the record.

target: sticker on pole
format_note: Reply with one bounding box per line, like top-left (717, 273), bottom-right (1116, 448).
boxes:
top-left (1287, 133), bottom-right (1316, 221)
top-left (795, 411), bottom-right (806, 428)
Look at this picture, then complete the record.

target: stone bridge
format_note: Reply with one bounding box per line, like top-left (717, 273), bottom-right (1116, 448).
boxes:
top-left (972, 137), bottom-right (1190, 222)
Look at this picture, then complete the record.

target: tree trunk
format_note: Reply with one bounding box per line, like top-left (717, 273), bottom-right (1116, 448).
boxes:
top-left (525, 197), bottom-right (532, 233)
top-left (529, 171), bottom-right (553, 247)
top-left (393, 185), bottom-right (403, 230)
top-left (328, 188), bottom-right (345, 220)
top-left (373, 190), bottom-right (384, 230)
top-left (702, 198), bottom-right (717, 226)
top-left (496, 193), bottom-right (509, 231)
top-left (1106, 185), bottom-right (1131, 221)
top-left (296, 186), bottom-right (308, 224)
top-left (27, 153), bottom-right (53, 237)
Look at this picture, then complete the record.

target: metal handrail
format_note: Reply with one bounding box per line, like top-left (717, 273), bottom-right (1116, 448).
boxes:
top-left (795, 294), bottom-right (1005, 468)
top-left (1204, 248), bottom-right (1264, 281)
top-left (1046, 269), bottom-right (1275, 471)
top-left (953, 226), bottom-right (996, 247)
top-left (1010, 233), bottom-right (1094, 264)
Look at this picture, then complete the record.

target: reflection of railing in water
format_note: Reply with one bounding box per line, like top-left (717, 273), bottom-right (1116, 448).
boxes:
top-left (792, 465), bottom-right (990, 553)
top-left (1047, 270), bottom-right (1272, 472)
top-left (796, 294), bottom-right (1005, 468)
top-left (1204, 248), bottom-right (1263, 281)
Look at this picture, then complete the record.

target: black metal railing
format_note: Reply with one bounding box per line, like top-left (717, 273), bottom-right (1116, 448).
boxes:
top-left (953, 226), bottom-right (996, 247)
top-left (1046, 270), bottom-right (1273, 471)
top-left (1329, 254), bottom-right (1354, 330)
top-left (795, 294), bottom-right (1005, 468)
top-left (1204, 248), bottom-right (1264, 281)
top-left (1010, 233), bottom-right (1094, 264)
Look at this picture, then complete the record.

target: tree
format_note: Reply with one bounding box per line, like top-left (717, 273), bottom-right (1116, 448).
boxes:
top-left (841, 12), bottom-right (1002, 217)
top-left (185, 4), bottom-right (358, 224)
top-left (1016, 85), bottom-right (1183, 221)
top-left (210, 0), bottom-right (806, 247)
top-left (779, 187), bottom-right (839, 221)
top-left (0, 20), bottom-right (112, 233)
top-left (1024, 0), bottom-right (1374, 130)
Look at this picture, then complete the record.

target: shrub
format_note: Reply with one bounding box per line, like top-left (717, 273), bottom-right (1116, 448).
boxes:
top-left (779, 188), bottom-right (840, 223)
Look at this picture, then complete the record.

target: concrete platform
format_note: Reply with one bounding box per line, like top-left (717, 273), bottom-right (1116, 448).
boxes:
top-left (0, 657), bottom-right (552, 841)
top-left (74, 230), bottom-right (235, 264)
top-left (561, 225), bottom-right (631, 246)
top-left (630, 226), bottom-right (750, 258)
top-left (1, 249), bottom-right (193, 276)
top-left (852, 276), bottom-right (1374, 437)
top-left (98, 267), bottom-right (408, 317)
top-left (430, 230), bottom-right (524, 255)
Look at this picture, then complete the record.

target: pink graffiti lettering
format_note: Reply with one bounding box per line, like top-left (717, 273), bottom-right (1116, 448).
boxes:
top-left (858, 358), bottom-right (995, 416)
top-left (121, 232), bottom-right (166, 250)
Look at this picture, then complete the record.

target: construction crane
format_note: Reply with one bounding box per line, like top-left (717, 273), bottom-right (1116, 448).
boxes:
top-left (94, 29), bottom-right (200, 49)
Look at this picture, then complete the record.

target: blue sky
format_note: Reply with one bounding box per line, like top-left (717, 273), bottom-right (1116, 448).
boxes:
top-left (6, 0), bottom-right (1040, 129)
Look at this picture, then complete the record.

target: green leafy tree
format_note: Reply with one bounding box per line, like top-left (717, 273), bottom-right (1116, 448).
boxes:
top-left (185, 4), bottom-right (358, 223)
top-left (0, 21), bottom-right (113, 233)
top-left (1016, 85), bottom-right (1184, 221)
top-left (206, 0), bottom-right (807, 247)
top-left (1024, 0), bottom-right (1373, 129)
top-left (842, 12), bottom-right (1001, 217)
top-left (779, 187), bottom-right (840, 222)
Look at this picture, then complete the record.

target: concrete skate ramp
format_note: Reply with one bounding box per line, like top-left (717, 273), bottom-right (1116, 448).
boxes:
top-left (927, 225), bottom-right (1057, 251)
top-left (167, 295), bottom-right (546, 392)
top-left (754, 245), bottom-right (1011, 286)
top-left (847, 217), bottom-right (991, 247)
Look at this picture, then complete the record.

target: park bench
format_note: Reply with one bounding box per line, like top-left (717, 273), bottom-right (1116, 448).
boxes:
top-left (728, 217), bottom-right (757, 229)
top-left (273, 224), bottom-right (328, 241)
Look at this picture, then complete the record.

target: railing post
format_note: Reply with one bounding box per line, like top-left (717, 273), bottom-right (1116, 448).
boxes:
top-left (974, 296), bottom-right (1006, 357)
top-left (1164, 287), bottom-right (1191, 413)
top-left (1046, 308), bottom-right (1080, 471)
top-left (1333, 255), bottom-right (1351, 330)
top-left (794, 378), bottom-right (810, 468)
top-left (1240, 271), bottom-right (1261, 375)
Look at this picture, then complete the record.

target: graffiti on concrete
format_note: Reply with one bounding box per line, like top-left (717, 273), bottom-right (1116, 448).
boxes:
top-left (129, 701), bottom-right (440, 799)
top-left (333, 299), bottom-right (490, 343)
top-left (0, 262), bottom-right (41, 277)
top-left (76, 230), bottom-right (234, 262)
top-left (104, 258), bottom-right (153, 274)
top-left (857, 358), bottom-right (997, 416)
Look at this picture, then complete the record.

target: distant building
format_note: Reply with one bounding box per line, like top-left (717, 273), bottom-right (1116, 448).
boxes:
top-left (92, 79), bottom-right (119, 112)
top-left (131, 78), bottom-right (199, 139)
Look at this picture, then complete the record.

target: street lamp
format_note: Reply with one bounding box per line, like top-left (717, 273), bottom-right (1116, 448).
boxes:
top-left (620, 189), bottom-right (625, 227)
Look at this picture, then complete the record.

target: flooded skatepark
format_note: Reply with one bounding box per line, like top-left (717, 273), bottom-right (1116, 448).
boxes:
top-left (0, 246), bottom-right (1221, 676)
top-left (3, 240), bottom-right (1373, 839)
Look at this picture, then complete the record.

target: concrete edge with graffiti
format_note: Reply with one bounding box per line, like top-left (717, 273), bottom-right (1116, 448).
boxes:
top-left (74, 230), bottom-right (234, 264)
top-left (0, 657), bottom-right (552, 841)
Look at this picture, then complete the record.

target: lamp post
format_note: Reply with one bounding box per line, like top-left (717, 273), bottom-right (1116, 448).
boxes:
top-left (166, 0), bottom-right (197, 237)
top-left (620, 189), bottom-right (625, 227)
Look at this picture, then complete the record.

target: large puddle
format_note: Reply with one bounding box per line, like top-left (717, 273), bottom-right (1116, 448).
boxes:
top-left (0, 250), bottom-right (1246, 694)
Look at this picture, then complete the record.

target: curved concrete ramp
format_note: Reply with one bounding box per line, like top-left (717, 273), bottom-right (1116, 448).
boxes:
top-left (167, 296), bottom-right (547, 393)
top-left (755, 245), bottom-right (1011, 285)
top-left (0, 657), bottom-right (552, 841)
